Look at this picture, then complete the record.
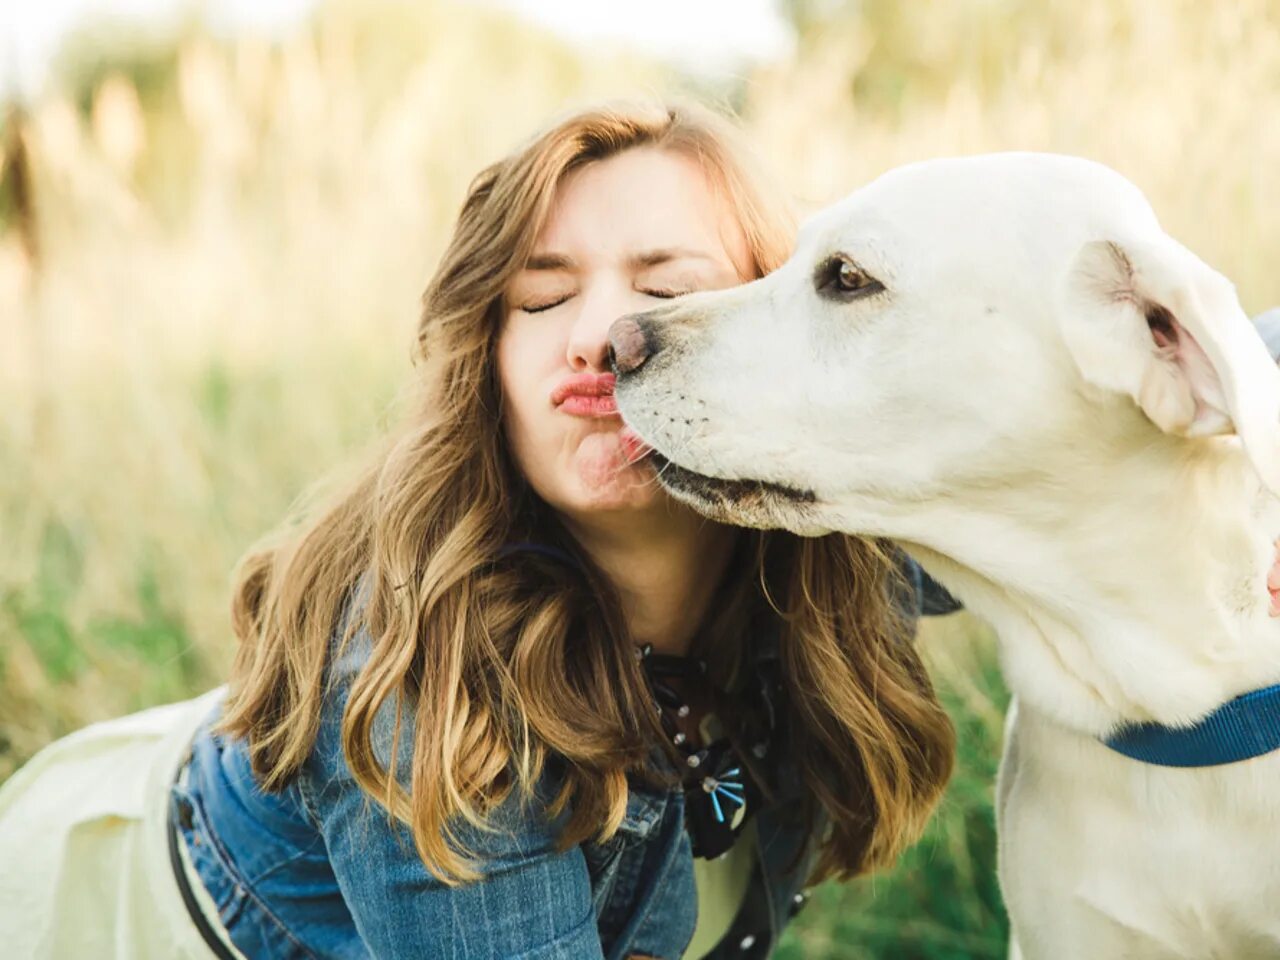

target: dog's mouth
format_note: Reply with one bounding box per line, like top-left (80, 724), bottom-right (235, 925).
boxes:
top-left (646, 449), bottom-right (817, 512)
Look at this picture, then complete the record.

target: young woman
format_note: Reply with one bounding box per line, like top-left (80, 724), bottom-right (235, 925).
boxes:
top-left (3, 98), bottom-right (1277, 960)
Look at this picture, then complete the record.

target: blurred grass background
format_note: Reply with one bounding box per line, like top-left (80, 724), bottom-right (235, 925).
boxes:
top-left (3, 0), bottom-right (1279, 955)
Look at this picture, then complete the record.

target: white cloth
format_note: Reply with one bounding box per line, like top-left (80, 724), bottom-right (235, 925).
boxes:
top-left (0, 687), bottom-right (237, 959)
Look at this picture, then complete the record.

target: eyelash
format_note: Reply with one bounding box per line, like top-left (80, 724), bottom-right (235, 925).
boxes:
top-left (520, 287), bottom-right (687, 314)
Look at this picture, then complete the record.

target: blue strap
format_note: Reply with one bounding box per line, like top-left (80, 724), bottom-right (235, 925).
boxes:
top-left (1102, 683), bottom-right (1280, 767)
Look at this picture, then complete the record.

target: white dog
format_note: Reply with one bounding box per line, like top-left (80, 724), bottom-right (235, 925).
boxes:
top-left (611, 153), bottom-right (1280, 959)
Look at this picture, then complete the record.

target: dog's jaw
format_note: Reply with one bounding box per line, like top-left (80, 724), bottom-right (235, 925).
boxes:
top-left (644, 449), bottom-right (826, 533)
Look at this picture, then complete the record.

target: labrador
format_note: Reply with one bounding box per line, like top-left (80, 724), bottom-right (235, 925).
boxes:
top-left (610, 153), bottom-right (1280, 960)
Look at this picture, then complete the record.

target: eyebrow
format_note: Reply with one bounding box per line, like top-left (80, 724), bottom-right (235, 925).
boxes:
top-left (522, 247), bottom-right (719, 272)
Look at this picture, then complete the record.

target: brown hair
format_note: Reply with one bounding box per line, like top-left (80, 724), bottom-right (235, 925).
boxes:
top-left (218, 97), bottom-right (954, 885)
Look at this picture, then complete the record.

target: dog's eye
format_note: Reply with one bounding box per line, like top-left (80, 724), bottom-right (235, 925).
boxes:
top-left (837, 260), bottom-right (869, 292)
top-left (815, 254), bottom-right (885, 301)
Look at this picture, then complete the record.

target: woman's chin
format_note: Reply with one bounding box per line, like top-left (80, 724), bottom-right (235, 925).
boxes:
top-left (573, 460), bottom-right (660, 512)
top-left (560, 435), bottom-right (662, 513)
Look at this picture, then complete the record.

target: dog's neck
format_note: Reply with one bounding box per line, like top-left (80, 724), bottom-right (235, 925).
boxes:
top-left (855, 414), bottom-right (1280, 737)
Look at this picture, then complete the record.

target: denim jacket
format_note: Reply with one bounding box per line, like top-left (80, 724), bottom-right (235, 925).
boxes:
top-left (170, 556), bottom-right (958, 959)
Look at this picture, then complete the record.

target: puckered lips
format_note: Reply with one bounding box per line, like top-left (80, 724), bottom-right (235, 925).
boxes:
top-left (551, 373), bottom-right (654, 464)
top-left (551, 372), bottom-right (619, 417)
top-left (556, 373), bottom-right (815, 504)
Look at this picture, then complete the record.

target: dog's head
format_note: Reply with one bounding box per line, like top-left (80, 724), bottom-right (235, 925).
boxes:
top-left (611, 153), bottom-right (1280, 536)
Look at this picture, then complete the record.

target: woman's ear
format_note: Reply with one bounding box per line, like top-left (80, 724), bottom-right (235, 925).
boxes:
top-left (1057, 234), bottom-right (1280, 496)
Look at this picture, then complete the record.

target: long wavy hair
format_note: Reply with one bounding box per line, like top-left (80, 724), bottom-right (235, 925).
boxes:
top-left (219, 98), bottom-right (955, 886)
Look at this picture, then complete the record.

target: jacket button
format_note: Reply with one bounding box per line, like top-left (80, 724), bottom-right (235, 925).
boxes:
top-left (789, 891), bottom-right (809, 916)
top-left (738, 934), bottom-right (756, 950)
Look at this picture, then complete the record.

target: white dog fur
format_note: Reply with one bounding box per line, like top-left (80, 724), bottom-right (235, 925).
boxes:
top-left (613, 153), bottom-right (1280, 959)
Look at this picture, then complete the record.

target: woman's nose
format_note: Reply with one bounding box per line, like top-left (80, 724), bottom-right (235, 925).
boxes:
top-left (566, 283), bottom-right (639, 371)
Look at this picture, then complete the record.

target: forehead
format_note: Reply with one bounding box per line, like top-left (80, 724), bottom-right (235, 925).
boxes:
top-left (533, 147), bottom-right (750, 273)
top-left (797, 153), bottom-right (1160, 272)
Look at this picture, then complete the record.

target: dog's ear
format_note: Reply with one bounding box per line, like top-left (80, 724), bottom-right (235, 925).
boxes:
top-left (1059, 235), bottom-right (1280, 495)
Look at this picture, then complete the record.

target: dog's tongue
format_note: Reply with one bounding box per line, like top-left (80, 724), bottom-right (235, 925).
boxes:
top-left (618, 426), bottom-right (654, 464)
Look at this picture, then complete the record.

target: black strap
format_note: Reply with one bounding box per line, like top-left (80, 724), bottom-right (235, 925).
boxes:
top-left (167, 789), bottom-right (241, 960)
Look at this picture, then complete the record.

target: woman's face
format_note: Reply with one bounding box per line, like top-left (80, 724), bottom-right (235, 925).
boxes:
top-left (497, 146), bottom-right (752, 523)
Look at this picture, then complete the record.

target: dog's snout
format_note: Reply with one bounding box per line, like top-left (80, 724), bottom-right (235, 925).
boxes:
top-left (608, 314), bottom-right (659, 376)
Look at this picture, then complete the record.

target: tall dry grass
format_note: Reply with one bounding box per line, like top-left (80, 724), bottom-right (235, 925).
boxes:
top-left (0, 0), bottom-right (665, 761)
top-left (753, 0), bottom-right (1280, 313)
top-left (2, 0), bottom-right (1277, 955)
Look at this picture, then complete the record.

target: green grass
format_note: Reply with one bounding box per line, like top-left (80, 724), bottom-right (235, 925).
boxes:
top-left (7, 523), bottom-right (202, 696)
top-left (779, 621), bottom-right (1011, 960)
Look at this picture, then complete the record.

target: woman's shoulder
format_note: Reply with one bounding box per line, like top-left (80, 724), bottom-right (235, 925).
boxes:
top-left (324, 571), bottom-right (377, 684)
top-left (306, 573), bottom-right (404, 785)
top-left (302, 574), bottom-right (575, 858)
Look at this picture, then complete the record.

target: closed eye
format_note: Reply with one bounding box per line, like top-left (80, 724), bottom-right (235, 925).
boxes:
top-left (519, 287), bottom-right (687, 313)
top-left (520, 295), bottom-right (571, 314)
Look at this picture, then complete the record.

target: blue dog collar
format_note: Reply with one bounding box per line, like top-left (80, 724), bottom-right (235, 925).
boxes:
top-left (1102, 683), bottom-right (1280, 767)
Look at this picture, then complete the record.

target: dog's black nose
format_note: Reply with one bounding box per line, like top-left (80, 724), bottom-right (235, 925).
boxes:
top-left (608, 314), bottom-right (656, 375)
